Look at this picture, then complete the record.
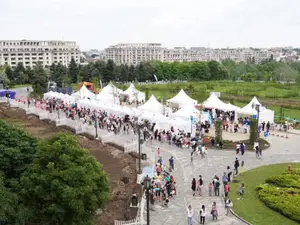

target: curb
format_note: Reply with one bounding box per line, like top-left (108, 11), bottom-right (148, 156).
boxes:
top-left (230, 208), bottom-right (252, 225)
top-left (269, 133), bottom-right (289, 139)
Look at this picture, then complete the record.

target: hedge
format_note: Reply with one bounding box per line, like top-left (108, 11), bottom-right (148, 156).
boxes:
top-left (257, 169), bottom-right (300, 223)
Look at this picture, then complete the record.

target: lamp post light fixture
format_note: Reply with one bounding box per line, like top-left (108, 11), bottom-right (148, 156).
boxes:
top-left (143, 175), bottom-right (151, 225)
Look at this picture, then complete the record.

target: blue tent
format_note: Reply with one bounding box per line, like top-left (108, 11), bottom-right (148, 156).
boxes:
top-left (0, 89), bottom-right (16, 99)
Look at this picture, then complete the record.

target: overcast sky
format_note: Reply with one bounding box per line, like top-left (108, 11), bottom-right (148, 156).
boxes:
top-left (1, 0), bottom-right (299, 50)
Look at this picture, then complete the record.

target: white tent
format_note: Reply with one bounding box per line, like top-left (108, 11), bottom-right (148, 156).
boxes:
top-left (238, 97), bottom-right (275, 123)
top-left (138, 95), bottom-right (163, 114)
top-left (72, 85), bottom-right (96, 101)
top-left (166, 89), bottom-right (197, 107)
top-left (202, 93), bottom-right (232, 111)
top-left (120, 83), bottom-right (145, 102)
top-left (227, 103), bottom-right (241, 111)
top-left (43, 91), bottom-right (57, 99)
top-left (100, 82), bottom-right (123, 96)
top-left (95, 91), bottom-right (120, 105)
top-left (170, 104), bottom-right (200, 121)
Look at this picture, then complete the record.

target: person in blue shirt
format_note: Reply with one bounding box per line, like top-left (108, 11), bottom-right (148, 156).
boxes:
top-left (169, 156), bottom-right (174, 171)
top-left (157, 157), bottom-right (163, 165)
top-left (222, 172), bottom-right (228, 185)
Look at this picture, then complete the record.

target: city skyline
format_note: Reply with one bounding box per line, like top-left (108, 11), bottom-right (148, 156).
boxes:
top-left (1, 0), bottom-right (299, 50)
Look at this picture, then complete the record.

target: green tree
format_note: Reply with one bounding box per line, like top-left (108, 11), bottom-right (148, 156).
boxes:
top-left (249, 118), bottom-right (258, 144)
top-left (0, 71), bottom-right (10, 87)
top-left (0, 173), bottom-right (27, 225)
top-left (5, 66), bottom-right (13, 84)
top-left (103, 60), bottom-right (115, 82)
top-left (0, 120), bottom-right (37, 181)
top-left (12, 63), bottom-right (26, 84)
top-left (32, 62), bottom-right (48, 94)
top-left (128, 65), bottom-right (136, 81)
top-left (215, 120), bottom-right (223, 143)
top-left (20, 133), bottom-right (110, 225)
top-left (69, 57), bottom-right (79, 83)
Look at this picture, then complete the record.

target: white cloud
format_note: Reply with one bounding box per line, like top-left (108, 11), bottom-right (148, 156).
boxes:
top-left (0, 0), bottom-right (299, 50)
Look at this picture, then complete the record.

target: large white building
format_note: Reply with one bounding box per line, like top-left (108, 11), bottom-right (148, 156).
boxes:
top-left (0, 40), bottom-right (81, 68)
top-left (105, 43), bottom-right (164, 65)
top-left (105, 43), bottom-right (286, 65)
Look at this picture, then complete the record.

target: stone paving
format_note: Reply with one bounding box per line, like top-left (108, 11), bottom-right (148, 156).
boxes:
top-left (144, 133), bottom-right (300, 225)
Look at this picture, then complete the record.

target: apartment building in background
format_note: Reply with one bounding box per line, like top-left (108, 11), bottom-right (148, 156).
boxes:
top-left (104, 43), bottom-right (292, 65)
top-left (105, 43), bottom-right (165, 65)
top-left (0, 40), bottom-right (81, 68)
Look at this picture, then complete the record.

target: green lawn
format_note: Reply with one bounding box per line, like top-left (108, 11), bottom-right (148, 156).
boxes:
top-left (228, 163), bottom-right (300, 225)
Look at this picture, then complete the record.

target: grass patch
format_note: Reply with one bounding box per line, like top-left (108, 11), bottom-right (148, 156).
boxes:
top-left (229, 163), bottom-right (300, 225)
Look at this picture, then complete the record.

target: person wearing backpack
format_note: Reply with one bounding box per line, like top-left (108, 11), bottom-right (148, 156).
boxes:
top-left (200, 205), bottom-right (206, 224)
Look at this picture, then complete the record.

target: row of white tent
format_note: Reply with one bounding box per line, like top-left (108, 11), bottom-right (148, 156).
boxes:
top-left (44, 83), bottom-right (274, 125)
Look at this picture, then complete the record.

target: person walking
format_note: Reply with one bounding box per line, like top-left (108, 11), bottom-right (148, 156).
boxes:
top-left (191, 178), bottom-right (196, 196)
top-left (255, 146), bottom-right (260, 158)
top-left (227, 166), bottom-right (232, 182)
top-left (234, 158), bottom-right (240, 175)
top-left (197, 175), bottom-right (204, 196)
top-left (187, 205), bottom-right (193, 225)
top-left (225, 199), bottom-right (233, 216)
top-left (169, 156), bottom-right (174, 171)
top-left (200, 205), bottom-right (206, 224)
top-left (210, 202), bottom-right (218, 220)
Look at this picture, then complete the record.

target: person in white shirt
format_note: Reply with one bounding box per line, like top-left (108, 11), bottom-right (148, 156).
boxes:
top-left (187, 205), bottom-right (193, 225)
top-left (200, 205), bottom-right (206, 224)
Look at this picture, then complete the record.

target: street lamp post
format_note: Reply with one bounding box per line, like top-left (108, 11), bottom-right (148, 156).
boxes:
top-left (143, 175), bottom-right (151, 225)
top-left (137, 123), bottom-right (141, 174)
top-left (252, 103), bottom-right (261, 141)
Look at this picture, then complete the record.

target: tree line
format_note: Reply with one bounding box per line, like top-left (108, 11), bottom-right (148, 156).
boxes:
top-left (1, 58), bottom-right (300, 93)
top-left (0, 121), bottom-right (109, 225)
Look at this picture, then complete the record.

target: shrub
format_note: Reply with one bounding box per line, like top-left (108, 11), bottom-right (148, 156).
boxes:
top-left (257, 169), bottom-right (300, 223)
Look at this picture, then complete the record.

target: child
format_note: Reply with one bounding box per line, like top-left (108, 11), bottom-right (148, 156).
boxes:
top-left (157, 147), bottom-right (160, 156)
top-left (240, 161), bottom-right (245, 175)
top-left (208, 183), bottom-right (213, 197)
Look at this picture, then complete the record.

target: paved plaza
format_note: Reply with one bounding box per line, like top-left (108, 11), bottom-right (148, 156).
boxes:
top-left (145, 133), bottom-right (300, 225)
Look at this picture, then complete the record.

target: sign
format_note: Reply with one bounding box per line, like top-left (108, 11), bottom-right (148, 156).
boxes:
top-left (252, 115), bottom-right (257, 119)
top-left (190, 115), bottom-right (193, 121)
top-left (142, 166), bottom-right (154, 178)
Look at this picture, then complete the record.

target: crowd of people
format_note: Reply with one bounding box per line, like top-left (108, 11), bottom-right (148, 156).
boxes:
top-left (12, 95), bottom-right (291, 225)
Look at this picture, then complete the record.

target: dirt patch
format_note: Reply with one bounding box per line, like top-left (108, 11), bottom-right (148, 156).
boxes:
top-left (0, 104), bottom-right (140, 225)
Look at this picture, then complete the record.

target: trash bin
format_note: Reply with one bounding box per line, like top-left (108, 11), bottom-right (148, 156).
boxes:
top-left (141, 153), bottom-right (147, 160)
top-left (131, 194), bottom-right (138, 207)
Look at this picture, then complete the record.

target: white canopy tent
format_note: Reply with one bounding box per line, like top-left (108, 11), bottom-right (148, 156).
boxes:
top-left (100, 82), bottom-right (123, 96)
top-left (166, 89), bottom-right (197, 107)
top-left (72, 85), bottom-right (96, 101)
top-left (202, 93), bottom-right (232, 111)
top-left (120, 83), bottom-right (145, 102)
top-left (238, 97), bottom-right (274, 123)
top-left (227, 103), bottom-right (241, 111)
top-left (43, 91), bottom-right (58, 99)
top-left (95, 91), bottom-right (120, 105)
top-left (138, 95), bottom-right (164, 114)
top-left (170, 104), bottom-right (200, 121)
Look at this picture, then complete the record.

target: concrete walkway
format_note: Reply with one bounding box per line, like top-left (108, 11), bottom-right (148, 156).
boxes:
top-left (143, 133), bottom-right (300, 225)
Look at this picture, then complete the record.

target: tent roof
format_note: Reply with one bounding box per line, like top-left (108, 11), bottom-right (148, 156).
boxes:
top-left (172, 104), bottom-right (200, 120)
top-left (72, 85), bottom-right (95, 97)
top-left (227, 103), bottom-right (241, 111)
top-left (202, 93), bottom-right (232, 111)
top-left (138, 95), bottom-right (163, 113)
top-left (167, 89), bottom-right (197, 105)
top-left (122, 83), bottom-right (145, 97)
top-left (239, 96), bottom-right (266, 115)
top-left (101, 82), bottom-right (122, 95)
